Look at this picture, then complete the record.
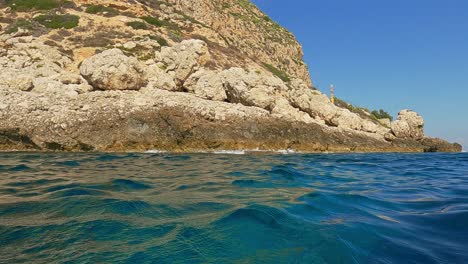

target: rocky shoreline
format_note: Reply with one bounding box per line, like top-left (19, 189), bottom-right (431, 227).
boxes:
top-left (0, 83), bottom-right (460, 153)
top-left (0, 1), bottom-right (461, 153)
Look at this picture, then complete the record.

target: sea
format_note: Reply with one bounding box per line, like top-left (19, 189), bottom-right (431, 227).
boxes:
top-left (0, 152), bottom-right (467, 263)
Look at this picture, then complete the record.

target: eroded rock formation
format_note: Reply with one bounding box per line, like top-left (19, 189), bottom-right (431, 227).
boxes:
top-left (0, 0), bottom-right (461, 152)
top-left (80, 49), bottom-right (147, 91)
top-left (391, 110), bottom-right (425, 139)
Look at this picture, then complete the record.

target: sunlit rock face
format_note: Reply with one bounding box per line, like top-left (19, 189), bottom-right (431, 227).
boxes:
top-left (391, 110), bottom-right (425, 140)
top-left (0, 1), bottom-right (460, 152)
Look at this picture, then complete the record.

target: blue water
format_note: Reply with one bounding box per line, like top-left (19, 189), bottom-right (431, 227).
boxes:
top-left (0, 153), bottom-right (467, 263)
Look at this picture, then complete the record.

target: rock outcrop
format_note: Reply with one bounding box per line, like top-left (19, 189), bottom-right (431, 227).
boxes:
top-left (222, 67), bottom-right (288, 109)
top-left (0, 0), bottom-right (461, 152)
top-left (171, 0), bottom-right (312, 86)
top-left (156, 39), bottom-right (210, 89)
top-left (0, 36), bottom-right (71, 91)
top-left (80, 49), bottom-right (147, 91)
top-left (184, 69), bottom-right (227, 101)
top-left (391, 110), bottom-right (425, 139)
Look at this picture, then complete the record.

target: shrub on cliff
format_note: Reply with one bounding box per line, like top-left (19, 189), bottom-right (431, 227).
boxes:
top-left (262, 63), bottom-right (291, 82)
top-left (85, 4), bottom-right (119, 17)
top-left (334, 97), bottom-right (393, 123)
top-left (334, 97), bottom-right (352, 110)
top-left (140, 16), bottom-right (181, 32)
top-left (33, 14), bottom-right (79, 29)
top-left (6, 0), bottom-right (61, 11)
top-left (141, 16), bottom-right (164, 27)
top-left (149, 35), bottom-right (169, 46)
top-left (126, 21), bottom-right (148, 30)
top-left (5, 19), bottom-right (35, 34)
top-left (371, 109), bottom-right (393, 121)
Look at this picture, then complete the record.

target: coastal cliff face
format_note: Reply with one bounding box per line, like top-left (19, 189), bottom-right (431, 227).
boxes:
top-left (0, 0), bottom-right (461, 152)
top-left (171, 0), bottom-right (312, 86)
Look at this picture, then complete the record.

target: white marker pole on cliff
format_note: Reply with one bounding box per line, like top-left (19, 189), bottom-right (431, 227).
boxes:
top-left (330, 84), bottom-right (335, 104)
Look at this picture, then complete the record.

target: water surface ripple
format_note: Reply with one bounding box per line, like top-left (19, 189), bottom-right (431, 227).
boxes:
top-left (0, 153), bottom-right (467, 263)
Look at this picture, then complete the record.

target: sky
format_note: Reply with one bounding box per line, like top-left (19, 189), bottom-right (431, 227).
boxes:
top-left (252, 0), bottom-right (467, 149)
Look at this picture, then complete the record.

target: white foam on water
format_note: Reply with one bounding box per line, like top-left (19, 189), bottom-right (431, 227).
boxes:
top-left (246, 148), bottom-right (298, 154)
top-left (145, 149), bottom-right (167, 154)
top-left (212, 150), bottom-right (246, 155)
top-left (144, 149), bottom-right (300, 155)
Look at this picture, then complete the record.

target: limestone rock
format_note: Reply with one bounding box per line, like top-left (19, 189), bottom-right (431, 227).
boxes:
top-left (271, 97), bottom-right (315, 124)
top-left (79, 49), bottom-right (147, 91)
top-left (184, 69), bottom-right (227, 101)
top-left (132, 36), bottom-right (161, 49)
top-left (287, 87), bottom-right (337, 123)
top-left (421, 138), bottom-right (462, 152)
top-left (145, 64), bottom-right (178, 91)
top-left (287, 86), bottom-right (386, 134)
top-left (5, 75), bottom-right (34, 91)
top-left (173, 0), bottom-right (312, 86)
top-left (222, 67), bottom-right (288, 110)
top-left (123, 41), bottom-right (137, 50)
top-left (0, 37), bottom-right (73, 92)
top-left (332, 112), bottom-right (374, 132)
top-left (32, 78), bottom-right (78, 97)
top-left (58, 72), bottom-right (88, 86)
top-left (157, 39), bottom-right (210, 89)
top-left (379, 118), bottom-right (391, 127)
top-left (391, 110), bottom-right (424, 139)
top-left (0, 3), bottom-right (459, 153)
top-left (384, 132), bottom-right (397, 141)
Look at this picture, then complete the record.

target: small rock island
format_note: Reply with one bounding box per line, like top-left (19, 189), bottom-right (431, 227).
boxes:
top-left (0, 0), bottom-right (461, 152)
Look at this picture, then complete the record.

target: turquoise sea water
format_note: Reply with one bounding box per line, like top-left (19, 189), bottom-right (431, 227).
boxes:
top-left (0, 153), bottom-right (467, 263)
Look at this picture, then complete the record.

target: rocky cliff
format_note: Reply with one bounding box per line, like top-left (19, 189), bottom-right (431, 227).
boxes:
top-left (0, 0), bottom-right (461, 152)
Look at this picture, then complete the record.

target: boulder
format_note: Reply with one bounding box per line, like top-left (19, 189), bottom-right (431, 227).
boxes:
top-left (145, 64), bottom-right (177, 91)
top-left (79, 49), bottom-right (147, 90)
top-left (184, 69), bottom-right (227, 101)
top-left (271, 97), bottom-right (315, 124)
top-left (222, 67), bottom-right (288, 109)
top-left (391, 110), bottom-right (424, 139)
top-left (156, 39), bottom-right (210, 89)
top-left (287, 87), bottom-right (337, 122)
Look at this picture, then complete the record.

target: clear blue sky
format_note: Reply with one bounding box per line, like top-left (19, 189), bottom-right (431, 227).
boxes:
top-left (252, 0), bottom-right (467, 149)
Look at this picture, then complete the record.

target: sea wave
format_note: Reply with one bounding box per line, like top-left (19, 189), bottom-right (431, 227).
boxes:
top-left (145, 148), bottom-right (299, 155)
top-left (0, 152), bottom-right (467, 263)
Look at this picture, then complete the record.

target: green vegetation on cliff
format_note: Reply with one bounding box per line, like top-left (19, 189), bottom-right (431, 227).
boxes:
top-left (6, 0), bottom-right (62, 11)
top-left (148, 35), bottom-right (169, 47)
top-left (126, 21), bottom-right (148, 30)
top-left (372, 109), bottom-right (393, 121)
top-left (33, 14), bottom-right (79, 29)
top-left (5, 19), bottom-right (35, 34)
top-left (141, 16), bottom-right (165, 27)
top-left (85, 4), bottom-right (119, 17)
top-left (334, 97), bottom-right (393, 123)
top-left (262, 63), bottom-right (290, 82)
